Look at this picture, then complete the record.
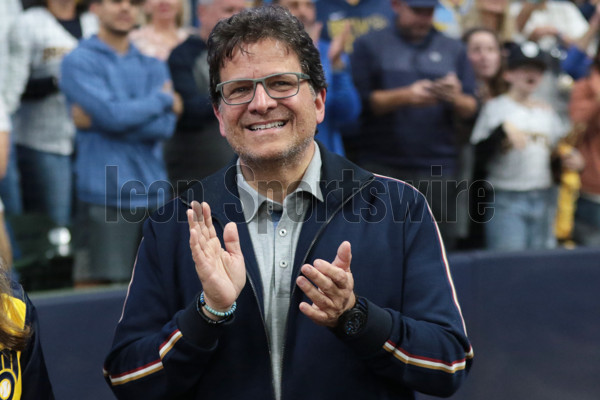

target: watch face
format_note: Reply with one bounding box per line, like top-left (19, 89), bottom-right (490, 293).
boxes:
top-left (345, 310), bottom-right (367, 336)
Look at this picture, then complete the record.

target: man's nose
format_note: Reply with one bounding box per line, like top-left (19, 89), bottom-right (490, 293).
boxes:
top-left (248, 83), bottom-right (277, 113)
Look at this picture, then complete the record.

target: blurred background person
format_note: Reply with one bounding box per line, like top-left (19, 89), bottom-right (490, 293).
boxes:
top-left (129, 0), bottom-right (190, 60)
top-left (315, 0), bottom-right (395, 54)
top-left (471, 42), bottom-right (581, 251)
top-left (0, 262), bottom-right (55, 399)
top-left (458, 26), bottom-right (505, 248)
top-left (561, 3), bottom-right (600, 80)
top-left (60, 0), bottom-right (178, 286)
top-left (0, 0), bottom-right (24, 227)
top-left (463, 27), bottom-right (506, 102)
top-left (275, 0), bottom-right (361, 156)
top-left (568, 41), bottom-right (600, 246)
top-left (433, 0), bottom-right (514, 42)
top-left (3, 0), bottom-right (98, 228)
top-left (350, 0), bottom-right (477, 249)
top-left (165, 0), bottom-right (246, 193)
top-left (0, 98), bottom-right (12, 268)
top-left (510, 0), bottom-right (590, 125)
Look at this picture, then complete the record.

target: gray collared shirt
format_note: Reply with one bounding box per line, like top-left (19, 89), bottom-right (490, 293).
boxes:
top-left (236, 143), bottom-right (323, 400)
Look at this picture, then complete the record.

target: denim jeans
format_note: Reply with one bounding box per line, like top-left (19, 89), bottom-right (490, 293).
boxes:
top-left (573, 196), bottom-right (600, 246)
top-left (73, 202), bottom-right (145, 283)
top-left (485, 188), bottom-right (557, 251)
top-left (16, 145), bottom-right (73, 227)
top-left (0, 140), bottom-right (23, 216)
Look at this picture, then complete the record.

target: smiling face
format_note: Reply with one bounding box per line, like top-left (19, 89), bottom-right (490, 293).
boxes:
top-left (213, 38), bottom-right (325, 167)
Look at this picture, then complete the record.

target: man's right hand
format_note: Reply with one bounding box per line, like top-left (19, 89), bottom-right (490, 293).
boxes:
top-left (71, 104), bottom-right (92, 129)
top-left (187, 201), bottom-right (246, 317)
top-left (409, 80), bottom-right (437, 106)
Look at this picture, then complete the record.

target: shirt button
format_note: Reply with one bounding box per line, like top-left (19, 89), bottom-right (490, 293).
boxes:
top-left (279, 260), bottom-right (288, 268)
top-left (279, 228), bottom-right (287, 237)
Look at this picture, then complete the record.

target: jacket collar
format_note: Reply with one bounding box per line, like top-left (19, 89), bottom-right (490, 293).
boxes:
top-left (178, 141), bottom-right (375, 310)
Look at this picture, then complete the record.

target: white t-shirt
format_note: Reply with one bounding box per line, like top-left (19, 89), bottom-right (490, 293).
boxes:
top-left (471, 94), bottom-right (567, 191)
top-left (0, 97), bottom-right (9, 132)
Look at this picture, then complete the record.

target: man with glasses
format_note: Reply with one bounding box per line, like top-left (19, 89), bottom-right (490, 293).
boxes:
top-left (104, 6), bottom-right (473, 400)
top-left (59, 0), bottom-right (180, 286)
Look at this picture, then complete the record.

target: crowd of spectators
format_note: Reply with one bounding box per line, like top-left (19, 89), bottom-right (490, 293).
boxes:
top-left (1, 0), bottom-right (600, 288)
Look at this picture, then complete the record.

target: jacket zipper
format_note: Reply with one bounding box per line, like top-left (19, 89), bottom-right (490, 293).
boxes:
top-left (213, 215), bottom-right (277, 400)
top-left (279, 176), bottom-right (375, 395)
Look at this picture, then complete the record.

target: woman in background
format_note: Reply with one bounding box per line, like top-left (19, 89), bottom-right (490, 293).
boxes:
top-left (457, 27), bottom-right (505, 249)
top-left (4, 0), bottom-right (98, 228)
top-left (129, 0), bottom-right (189, 60)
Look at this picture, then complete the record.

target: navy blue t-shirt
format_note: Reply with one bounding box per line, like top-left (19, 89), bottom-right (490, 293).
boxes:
top-left (351, 27), bottom-right (476, 173)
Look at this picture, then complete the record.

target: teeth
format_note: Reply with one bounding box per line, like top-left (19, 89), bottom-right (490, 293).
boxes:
top-left (249, 121), bottom-right (284, 131)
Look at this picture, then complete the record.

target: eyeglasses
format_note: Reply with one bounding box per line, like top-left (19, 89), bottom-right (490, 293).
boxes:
top-left (216, 72), bottom-right (310, 105)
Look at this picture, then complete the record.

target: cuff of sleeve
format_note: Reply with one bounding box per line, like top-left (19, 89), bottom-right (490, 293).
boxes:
top-left (176, 295), bottom-right (233, 350)
top-left (336, 298), bottom-right (393, 358)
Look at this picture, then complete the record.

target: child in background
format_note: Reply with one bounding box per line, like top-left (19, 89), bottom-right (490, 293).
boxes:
top-left (471, 41), bottom-right (582, 251)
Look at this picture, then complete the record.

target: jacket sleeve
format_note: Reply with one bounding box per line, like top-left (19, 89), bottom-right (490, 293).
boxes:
top-left (103, 210), bottom-right (233, 399)
top-left (561, 45), bottom-right (592, 80)
top-left (326, 67), bottom-right (362, 127)
top-left (167, 43), bottom-right (215, 131)
top-left (21, 294), bottom-right (55, 400)
top-left (2, 12), bottom-right (33, 114)
top-left (59, 51), bottom-right (175, 137)
top-left (336, 188), bottom-right (473, 397)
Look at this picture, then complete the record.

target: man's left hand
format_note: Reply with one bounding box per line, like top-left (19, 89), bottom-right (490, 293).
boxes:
top-left (430, 73), bottom-right (462, 104)
top-left (297, 241), bottom-right (355, 327)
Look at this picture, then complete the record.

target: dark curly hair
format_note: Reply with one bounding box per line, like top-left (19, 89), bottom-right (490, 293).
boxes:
top-left (207, 5), bottom-right (327, 106)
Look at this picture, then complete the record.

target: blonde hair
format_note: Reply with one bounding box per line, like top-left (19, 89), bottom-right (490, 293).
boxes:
top-left (140, 0), bottom-right (190, 28)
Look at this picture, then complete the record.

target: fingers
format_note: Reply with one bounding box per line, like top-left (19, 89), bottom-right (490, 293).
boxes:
top-left (332, 241), bottom-right (352, 271)
top-left (187, 201), bottom-right (217, 239)
top-left (296, 257), bottom-right (354, 314)
top-left (223, 222), bottom-right (242, 257)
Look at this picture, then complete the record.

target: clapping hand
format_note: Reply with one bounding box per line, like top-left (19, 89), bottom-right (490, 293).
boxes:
top-left (187, 201), bottom-right (246, 317)
top-left (296, 241), bottom-right (356, 327)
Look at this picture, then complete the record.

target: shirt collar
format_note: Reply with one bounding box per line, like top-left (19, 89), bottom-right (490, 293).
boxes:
top-left (236, 142), bottom-right (324, 222)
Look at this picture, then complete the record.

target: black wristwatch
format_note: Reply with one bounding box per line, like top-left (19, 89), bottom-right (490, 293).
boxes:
top-left (335, 296), bottom-right (368, 337)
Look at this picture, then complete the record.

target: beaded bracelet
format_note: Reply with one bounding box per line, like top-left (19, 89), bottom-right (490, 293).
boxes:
top-left (199, 291), bottom-right (237, 318)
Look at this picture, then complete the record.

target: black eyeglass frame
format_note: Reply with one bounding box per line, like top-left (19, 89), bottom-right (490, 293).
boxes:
top-left (216, 72), bottom-right (311, 105)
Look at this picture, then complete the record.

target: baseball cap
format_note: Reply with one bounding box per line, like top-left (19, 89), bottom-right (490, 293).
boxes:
top-left (403, 0), bottom-right (439, 7)
top-left (506, 41), bottom-right (548, 71)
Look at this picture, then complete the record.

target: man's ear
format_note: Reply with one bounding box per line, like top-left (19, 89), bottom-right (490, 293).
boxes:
top-left (315, 88), bottom-right (326, 125)
top-left (213, 103), bottom-right (227, 138)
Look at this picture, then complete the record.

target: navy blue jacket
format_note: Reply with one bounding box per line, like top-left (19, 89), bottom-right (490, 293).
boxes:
top-left (104, 146), bottom-right (473, 399)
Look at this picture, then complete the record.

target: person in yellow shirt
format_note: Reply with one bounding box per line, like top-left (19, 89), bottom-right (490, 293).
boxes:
top-left (0, 266), bottom-right (54, 399)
